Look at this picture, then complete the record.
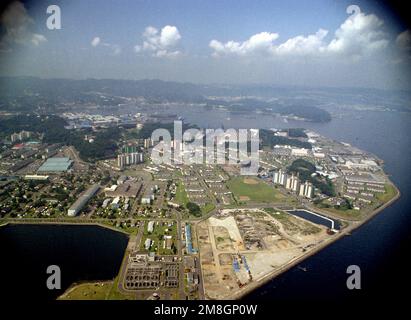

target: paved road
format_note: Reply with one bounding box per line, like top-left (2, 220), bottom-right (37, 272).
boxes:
top-left (116, 222), bottom-right (145, 295)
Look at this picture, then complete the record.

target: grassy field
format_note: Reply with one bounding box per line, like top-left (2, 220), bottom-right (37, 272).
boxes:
top-left (99, 221), bottom-right (138, 235)
top-left (59, 282), bottom-right (112, 300)
top-left (201, 203), bottom-right (215, 215)
top-left (376, 183), bottom-right (398, 203)
top-left (175, 181), bottom-right (189, 206)
top-left (314, 183), bottom-right (399, 220)
top-left (140, 220), bottom-right (178, 255)
top-left (226, 176), bottom-right (284, 203)
top-left (314, 200), bottom-right (362, 219)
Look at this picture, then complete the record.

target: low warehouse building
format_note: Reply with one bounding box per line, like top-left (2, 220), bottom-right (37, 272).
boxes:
top-left (68, 184), bottom-right (100, 216)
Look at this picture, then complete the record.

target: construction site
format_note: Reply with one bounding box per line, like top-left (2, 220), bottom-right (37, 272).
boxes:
top-left (197, 208), bottom-right (330, 299)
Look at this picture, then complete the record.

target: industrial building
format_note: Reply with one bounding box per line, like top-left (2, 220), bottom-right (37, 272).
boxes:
top-left (24, 175), bottom-right (49, 181)
top-left (67, 184), bottom-right (100, 216)
top-left (185, 223), bottom-right (196, 254)
top-left (8, 159), bottom-right (34, 173)
top-left (123, 252), bottom-right (179, 290)
top-left (38, 157), bottom-right (73, 173)
top-left (105, 181), bottom-right (142, 198)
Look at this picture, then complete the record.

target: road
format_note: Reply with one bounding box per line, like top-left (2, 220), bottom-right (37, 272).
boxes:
top-left (116, 222), bottom-right (145, 296)
top-left (175, 211), bottom-right (186, 300)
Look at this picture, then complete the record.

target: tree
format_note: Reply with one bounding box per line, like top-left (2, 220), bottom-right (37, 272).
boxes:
top-left (186, 202), bottom-right (201, 217)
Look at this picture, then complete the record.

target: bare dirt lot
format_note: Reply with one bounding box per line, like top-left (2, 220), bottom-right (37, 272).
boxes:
top-left (197, 208), bottom-right (330, 299)
top-left (243, 178), bottom-right (259, 185)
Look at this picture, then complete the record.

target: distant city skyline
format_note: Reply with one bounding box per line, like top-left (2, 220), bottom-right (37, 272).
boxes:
top-left (0, 0), bottom-right (410, 90)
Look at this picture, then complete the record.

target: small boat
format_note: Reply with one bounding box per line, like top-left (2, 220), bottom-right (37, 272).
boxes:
top-left (298, 266), bottom-right (307, 272)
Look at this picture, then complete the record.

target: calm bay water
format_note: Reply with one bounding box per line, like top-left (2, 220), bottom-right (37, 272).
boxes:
top-left (0, 224), bottom-right (128, 300)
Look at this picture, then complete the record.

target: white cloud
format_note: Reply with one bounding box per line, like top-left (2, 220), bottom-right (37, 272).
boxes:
top-left (210, 32), bottom-right (279, 57)
top-left (210, 11), bottom-right (388, 59)
top-left (276, 29), bottom-right (328, 55)
top-left (396, 30), bottom-right (411, 51)
top-left (31, 33), bottom-right (47, 46)
top-left (326, 12), bottom-right (388, 57)
top-left (90, 36), bottom-right (121, 55)
top-left (111, 44), bottom-right (122, 55)
top-left (135, 25), bottom-right (182, 57)
top-left (159, 25), bottom-right (181, 47)
top-left (91, 37), bottom-right (101, 47)
top-left (0, 1), bottom-right (47, 48)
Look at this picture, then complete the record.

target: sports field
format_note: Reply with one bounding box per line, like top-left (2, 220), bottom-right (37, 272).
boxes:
top-left (226, 176), bottom-right (283, 203)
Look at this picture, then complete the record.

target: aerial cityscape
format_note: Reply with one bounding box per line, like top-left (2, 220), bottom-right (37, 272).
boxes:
top-left (0, 0), bottom-right (410, 312)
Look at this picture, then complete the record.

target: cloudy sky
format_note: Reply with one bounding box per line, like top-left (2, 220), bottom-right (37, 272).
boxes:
top-left (0, 0), bottom-right (410, 89)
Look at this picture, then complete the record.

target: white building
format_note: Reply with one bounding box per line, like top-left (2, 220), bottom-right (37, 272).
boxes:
top-left (147, 221), bottom-right (155, 233)
top-left (117, 152), bottom-right (144, 169)
top-left (68, 184), bottom-right (100, 216)
top-left (285, 174), bottom-right (299, 192)
top-left (144, 238), bottom-right (152, 250)
top-left (299, 181), bottom-right (314, 198)
top-left (102, 198), bottom-right (111, 208)
top-left (273, 169), bottom-right (287, 186)
top-left (291, 148), bottom-right (309, 157)
top-left (111, 196), bottom-right (120, 209)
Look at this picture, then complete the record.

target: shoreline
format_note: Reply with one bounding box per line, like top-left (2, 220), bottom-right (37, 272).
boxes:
top-left (0, 181), bottom-right (401, 301)
top-left (230, 180), bottom-right (401, 300)
top-left (0, 220), bottom-right (131, 235)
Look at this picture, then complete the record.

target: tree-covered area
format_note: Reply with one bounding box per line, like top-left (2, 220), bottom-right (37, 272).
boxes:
top-left (273, 105), bottom-right (331, 122)
top-left (186, 202), bottom-right (201, 217)
top-left (0, 115), bottom-right (119, 161)
top-left (287, 158), bottom-right (336, 196)
top-left (286, 128), bottom-right (308, 138)
top-left (260, 129), bottom-right (312, 149)
top-left (134, 122), bottom-right (199, 139)
top-left (0, 114), bottom-right (67, 137)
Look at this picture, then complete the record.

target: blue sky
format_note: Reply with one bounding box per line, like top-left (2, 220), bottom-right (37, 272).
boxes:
top-left (0, 0), bottom-right (410, 89)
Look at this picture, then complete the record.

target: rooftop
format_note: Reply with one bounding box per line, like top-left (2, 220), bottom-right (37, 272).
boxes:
top-left (38, 157), bottom-right (73, 172)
